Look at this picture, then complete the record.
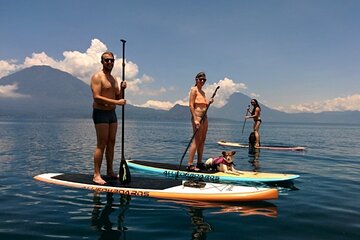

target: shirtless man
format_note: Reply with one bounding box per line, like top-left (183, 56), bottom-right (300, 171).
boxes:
top-left (187, 72), bottom-right (214, 172)
top-left (90, 52), bottom-right (126, 184)
top-left (245, 99), bottom-right (261, 147)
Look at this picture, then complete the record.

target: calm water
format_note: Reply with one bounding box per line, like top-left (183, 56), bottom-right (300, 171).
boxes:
top-left (0, 118), bottom-right (359, 240)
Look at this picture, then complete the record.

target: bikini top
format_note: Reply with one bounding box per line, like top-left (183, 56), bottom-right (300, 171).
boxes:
top-left (194, 89), bottom-right (207, 106)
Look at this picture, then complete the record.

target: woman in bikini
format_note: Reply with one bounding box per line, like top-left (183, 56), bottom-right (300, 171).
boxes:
top-left (187, 72), bottom-right (214, 172)
top-left (246, 99), bottom-right (261, 147)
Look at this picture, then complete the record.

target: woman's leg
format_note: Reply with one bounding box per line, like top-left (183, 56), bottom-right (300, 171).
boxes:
top-left (196, 118), bottom-right (208, 164)
top-left (253, 121), bottom-right (261, 147)
top-left (188, 121), bottom-right (198, 167)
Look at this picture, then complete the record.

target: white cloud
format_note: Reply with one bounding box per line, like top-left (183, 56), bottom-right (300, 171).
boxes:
top-left (125, 74), bottom-right (175, 99)
top-left (137, 100), bottom-right (175, 110)
top-left (0, 83), bottom-right (30, 98)
top-left (24, 52), bottom-right (58, 67)
top-left (127, 74), bottom-right (154, 94)
top-left (136, 99), bottom-right (188, 110)
top-left (0, 39), bottom-right (154, 102)
top-left (138, 77), bottom-right (247, 110)
top-left (205, 77), bottom-right (247, 108)
top-left (4, 39), bottom-right (357, 114)
top-left (275, 94), bottom-right (360, 113)
top-left (0, 39), bottom-right (140, 86)
top-left (0, 60), bottom-right (20, 78)
top-left (250, 93), bottom-right (261, 99)
top-left (0, 39), bottom-right (248, 109)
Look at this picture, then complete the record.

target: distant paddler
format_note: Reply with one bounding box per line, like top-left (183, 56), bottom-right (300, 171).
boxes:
top-left (245, 99), bottom-right (262, 148)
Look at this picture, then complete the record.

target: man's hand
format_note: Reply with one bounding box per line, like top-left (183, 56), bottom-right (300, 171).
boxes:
top-left (117, 99), bottom-right (126, 105)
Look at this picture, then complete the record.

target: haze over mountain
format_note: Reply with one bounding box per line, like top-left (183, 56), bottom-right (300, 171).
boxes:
top-left (0, 66), bottom-right (359, 124)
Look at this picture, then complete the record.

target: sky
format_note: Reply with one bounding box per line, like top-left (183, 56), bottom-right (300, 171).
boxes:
top-left (1, 0), bottom-right (360, 113)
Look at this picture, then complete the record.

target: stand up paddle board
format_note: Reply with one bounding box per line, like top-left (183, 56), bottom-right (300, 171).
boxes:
top-left (34, 173), bottom-right (278, 202)
top-left (218, 140), bottom-right (306, 151)
top-left (126, 160), bottom-right (299, 183)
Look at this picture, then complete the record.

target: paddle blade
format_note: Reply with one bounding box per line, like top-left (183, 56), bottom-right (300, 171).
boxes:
top-left (119, 160), bottom-right (131, 184)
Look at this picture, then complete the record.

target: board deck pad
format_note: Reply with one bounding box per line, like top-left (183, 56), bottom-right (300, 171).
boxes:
top-left (218, 140), bottom-right (306, 151)
top-left (129, 160), bottom-right (211, 173)
top-left (53, 173), bottom-right (182, 189)
top-left (127, 160), bottom-right (299, 183)
top-left (34, 173), bottom-right (279, 202)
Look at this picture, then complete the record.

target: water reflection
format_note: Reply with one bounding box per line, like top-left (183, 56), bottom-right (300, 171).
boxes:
top-left (90, 192), bottom-right (278, 240)
top-left (188, 207), bottom-right (212, 240)
top-left (91, 192), bottom-right (131, 240)
top-left (248, 147), bottom-right (261, 171)
top-left (159, 200), bottom-right (278, 218)
top-left (247, 148), bottom-right (299, 190)
top-left (165, 200), bottom-right (278, 240)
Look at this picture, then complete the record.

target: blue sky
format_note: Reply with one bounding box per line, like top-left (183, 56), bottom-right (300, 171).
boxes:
top-left (1, 0), bottom-right (359, 112)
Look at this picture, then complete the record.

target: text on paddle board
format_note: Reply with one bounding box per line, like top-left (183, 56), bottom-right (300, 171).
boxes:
top-left (163, 170), bottom-right (220, 182)
top-left (84, 186), bottom-right (150, 196)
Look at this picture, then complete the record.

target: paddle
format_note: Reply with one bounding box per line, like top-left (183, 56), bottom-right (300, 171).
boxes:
top-left (241, 105), bottom-right (250, 134)
top-left (118, 39), bottom-right (131, 184)
top-left (176, 86), bottom-right (220, 178)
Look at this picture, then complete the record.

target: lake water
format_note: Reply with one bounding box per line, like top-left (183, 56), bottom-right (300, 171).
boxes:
top-left (0, 118), bottom-right (359, 240)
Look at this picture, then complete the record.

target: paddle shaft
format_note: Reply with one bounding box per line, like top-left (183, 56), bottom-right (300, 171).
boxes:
top-left (121, 40), bottom-right (126, 161)
top-left (241, 105), bottom-right (250, 134)
top-left (119, 39), bottom-right (131, 184)
top-left (176, 86), bottom-right (220, 177)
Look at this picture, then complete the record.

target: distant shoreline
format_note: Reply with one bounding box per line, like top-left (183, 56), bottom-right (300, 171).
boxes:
top-left (0, 115), bottom-right (359, 126)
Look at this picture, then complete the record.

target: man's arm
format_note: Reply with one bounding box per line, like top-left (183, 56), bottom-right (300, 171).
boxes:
top-left (116, 81), bottom-right (126, 100)
top-left (91, 74), bottom-right (105, 104)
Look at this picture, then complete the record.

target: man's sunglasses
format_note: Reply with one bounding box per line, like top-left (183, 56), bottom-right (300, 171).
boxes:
top-left (103, 58), bottom-right (115, 63)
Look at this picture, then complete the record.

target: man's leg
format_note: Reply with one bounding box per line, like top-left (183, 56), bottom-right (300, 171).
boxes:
top-left (93, 123), bottom-right (110, 184)
top-left (105, 122), bottom-right (118, 178)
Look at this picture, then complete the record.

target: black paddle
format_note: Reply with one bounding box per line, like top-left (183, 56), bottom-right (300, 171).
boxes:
top-left (119, 39), bottom-right (131, 184)
top-left (176, 86), bottom-right (220, 178)
top-left (241, 105), bottom-right (251, 134)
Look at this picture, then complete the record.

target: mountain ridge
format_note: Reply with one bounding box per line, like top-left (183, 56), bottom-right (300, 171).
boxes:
top-left (0, 66), bottom-right (359, 124)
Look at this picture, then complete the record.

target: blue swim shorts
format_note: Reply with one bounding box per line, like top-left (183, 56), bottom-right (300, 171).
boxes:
top-left (92, 108), bottom-right (118, 124)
